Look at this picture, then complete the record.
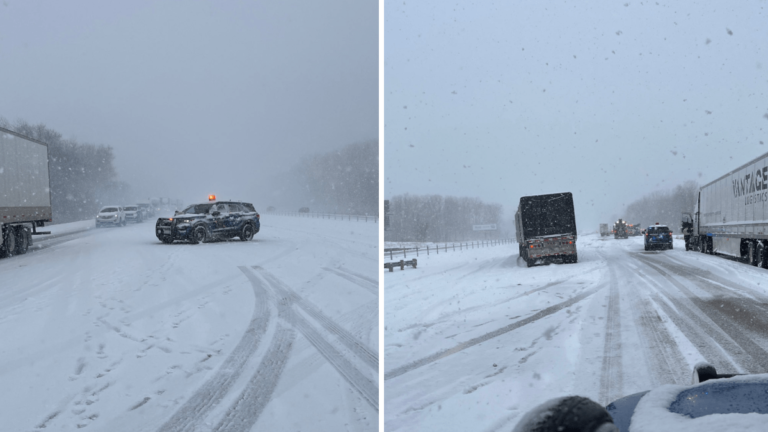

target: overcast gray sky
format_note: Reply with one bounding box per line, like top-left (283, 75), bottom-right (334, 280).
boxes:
top-left (0, 0), bottom-right (377, 205)
top-left (385, 0), bottom-right (768, 231)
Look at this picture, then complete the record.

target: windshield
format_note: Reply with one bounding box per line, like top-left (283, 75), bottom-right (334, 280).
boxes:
top-left (181, 204), bottom-right (213, 215)
top-left (647, 226), bottom-right (670, 234)
top-left (125, 206), bottom-right (137, 211)
top-left (100, 207), bottom-right (118, 213)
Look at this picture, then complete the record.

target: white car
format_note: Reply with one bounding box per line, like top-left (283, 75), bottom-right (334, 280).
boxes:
top-left (123, 205), bottom-right (143, 223)
top-left (95, 206), bottom-right (126, 227)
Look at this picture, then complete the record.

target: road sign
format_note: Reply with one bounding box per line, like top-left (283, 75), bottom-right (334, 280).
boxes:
top-left (472, 224), bottom-right (497, 231)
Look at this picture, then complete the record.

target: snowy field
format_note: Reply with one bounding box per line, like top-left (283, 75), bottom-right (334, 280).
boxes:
top-left (0, 215), bottom-right (378, 431)
top-left (384, 234), bottom-right (768, 431)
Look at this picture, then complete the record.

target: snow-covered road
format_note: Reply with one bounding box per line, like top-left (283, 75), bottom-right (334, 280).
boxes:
top-left (0, 215), bottom-right (378, 431)
top-left (384, 234), bottom-right (768, 432)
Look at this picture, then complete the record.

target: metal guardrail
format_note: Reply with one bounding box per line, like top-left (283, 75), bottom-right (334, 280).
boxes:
top-left (384, 238), bottom-right (514, 260)
top-left (267, 211), bottom-right (378, 223)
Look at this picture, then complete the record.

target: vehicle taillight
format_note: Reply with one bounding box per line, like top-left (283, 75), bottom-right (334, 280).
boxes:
top-left (669, 232), bottom-right (672, 236)
top-left (529, 245), bottom-right (534, 248)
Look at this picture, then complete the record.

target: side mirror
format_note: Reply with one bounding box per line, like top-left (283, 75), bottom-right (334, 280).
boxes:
top-left (174, 210), bottom-right (180, 215)
top-left (212, 211), bottom-right (221, 217)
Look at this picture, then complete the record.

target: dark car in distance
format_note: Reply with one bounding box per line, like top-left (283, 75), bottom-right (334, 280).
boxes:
top-left (155, 201), bottom-right (260, 244)
top-left (644, 223), bottom-right (673, 251)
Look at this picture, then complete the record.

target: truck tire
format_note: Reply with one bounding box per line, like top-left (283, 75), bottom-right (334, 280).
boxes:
top-left (1, 228), bottom-right (16, 258)
top-left (239, 223), bottom-right (255, 241)
top-left (13, 226), bottom-right (29, 255)
top-left (526, 258), bottom-right (534, 268)
top-left (758, 242), bottom-right (768, 269)
top-left (189, 225), bottom-right (207, 244)
top-left (161, 236), bottom-right (174, 244)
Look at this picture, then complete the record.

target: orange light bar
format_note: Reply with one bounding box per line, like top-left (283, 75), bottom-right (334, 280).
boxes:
top-left (208, 195), bottom-right (216, 201)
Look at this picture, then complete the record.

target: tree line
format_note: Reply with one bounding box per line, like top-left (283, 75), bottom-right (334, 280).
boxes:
top-left (266, 141), bottom-right (378, 215)
top-left (0, 117), bottom-right (130, 224)
top-left (622, 180), bottom-right (698, 232)
top-left (385, 193), bottom-right (504, 242)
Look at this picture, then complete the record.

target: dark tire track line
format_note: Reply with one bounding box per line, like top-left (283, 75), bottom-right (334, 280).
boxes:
top-left (598, 264), bottom-right (623, 405)
top-left (212, 324), bottom-right (296, 432)
top-left (637, 258), bottom-right (768, 373)
top-left (157, 268), bottom-right (271, 432)
top-left (322, 267), bottom-right (377, 295)
top-left (385, 286), bottom-right (601, 380)
top-left (250, 267), bottom-right (379, 410)
top-left (254, 266), bottom-right (378, 369)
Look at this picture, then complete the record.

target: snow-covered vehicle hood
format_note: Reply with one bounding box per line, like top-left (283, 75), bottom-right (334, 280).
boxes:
top-left (609, 374), bottom-right (768, 431)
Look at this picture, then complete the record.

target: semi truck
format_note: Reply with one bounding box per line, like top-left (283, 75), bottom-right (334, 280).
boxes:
top-left (515, 192), bottom-right (578, 267)
top-left (599, 223), bottom-right (611, 237)
top-left (684, 150), bottom-right (768, 265)
top-left (0, 126), bottom-right (52, 258)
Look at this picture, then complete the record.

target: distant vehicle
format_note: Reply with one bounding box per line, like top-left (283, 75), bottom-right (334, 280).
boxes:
top-left (136, 203), bottom-right (154, 219)
top-left (0, 126), bottom-right (52, 258)
top-left (123, 205), bottom-right (142, 223)
top-left (643, 223), bottom-right (673, 251)
top-left (614, 219), bottom-right (629, 239)
top-left (155, 200), bottom-right (260, 244)
top-left (683, 151), bottom-right (768, 266)
top-left (298, 207), bottom-right (310, 213)
top-left (96, 206), bottom-right (126, 227)
top-left (266, 206), bottom-right (276, 212)
top-left (515, 192), bottom-right (578, 267)
top-left (599, 223), bottom-right (611, 237)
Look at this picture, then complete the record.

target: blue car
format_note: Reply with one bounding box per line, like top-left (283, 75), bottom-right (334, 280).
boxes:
top-left (155, 201), bottom-right (260, 244)
top-left (643, 224), bottom-right (673, 251)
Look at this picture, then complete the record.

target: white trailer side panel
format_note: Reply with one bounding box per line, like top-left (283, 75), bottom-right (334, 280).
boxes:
top-left (700, 152), bottom-right (768, 239)
top-left (0, 130), bottom-right (52, 222)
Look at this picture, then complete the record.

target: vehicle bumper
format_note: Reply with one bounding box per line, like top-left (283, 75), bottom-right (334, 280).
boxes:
top-left (155, 222), bottom-right (193, 240)
top-left (96, 218), bottom-right (121, 225)
top-left (526, 236), bottom-right (577, 259)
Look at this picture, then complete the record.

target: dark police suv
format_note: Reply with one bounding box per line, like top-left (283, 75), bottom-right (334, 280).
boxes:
top-left (643, 223), bottom-right (673, 251)
top-left (155, 200), bottom-right (260, 244)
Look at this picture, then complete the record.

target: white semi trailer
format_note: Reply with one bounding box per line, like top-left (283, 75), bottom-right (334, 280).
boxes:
top-left (0, 126), bottom-right (52, 258)
top-left (684, 151), bottom-right (768, 266)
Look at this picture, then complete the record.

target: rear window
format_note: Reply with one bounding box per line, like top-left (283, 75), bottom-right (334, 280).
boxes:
top-left (242, 203), bottom-right (256, 212)
top-left (647, 226), bottom-right (670, 234)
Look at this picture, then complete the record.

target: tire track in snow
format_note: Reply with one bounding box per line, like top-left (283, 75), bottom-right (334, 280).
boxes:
top-left (212, 324), bottom-right (296, 432)
top-left (385, 286), bottom-right (601, 380)
top-left (248, 266), bottom-right (379, 409)
top-left (636, 257), bottom-right (767, 373)
top-left (254, 266), bottom-right (379, 368)
top-left (598, 264), bottom-right (623, 405)
top-left (322, 267), bottom-right (377, 295)
top-left (614, 259), bottom-right (689, 387)
top-left (156, 270), bottom-right (271, 432)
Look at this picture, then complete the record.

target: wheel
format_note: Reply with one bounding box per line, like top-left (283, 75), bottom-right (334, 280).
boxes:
top-left (700, 237), bottom-right (707, 254)
top-left (121, 218), bottom-right (127, 227)
top-left (239, 223), bottom-right (255, 241)
top-left (748, 241), bottom-right (758, 266)
top-left (526, 259), bottom-right (534, 267)
top-left (758, 242), bottom-right (768, 269)
top-left (14, 227), bottom-right (29, 255)
top-left (1, 227), bottom-right (16, 258)
top-left (189, 225), bottom-right (207, 244)
top-left (161, 236), bottom-right (174, 244)
top-left (644, 244), bottom-right (649, 251)
top-left (514, 396), bottom-right (615, 432)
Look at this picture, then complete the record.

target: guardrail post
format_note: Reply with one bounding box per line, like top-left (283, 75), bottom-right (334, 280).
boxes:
top-left (404, 248), bottom-right (406, 258)
top-left (417, 247), bottom-right (419, 257)
top-left (453, 243), bottom-right (455, 251)
top-left (390, 250), bottom-right (393, 260)
top-left (427, 245), bottom-right (430, 255)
